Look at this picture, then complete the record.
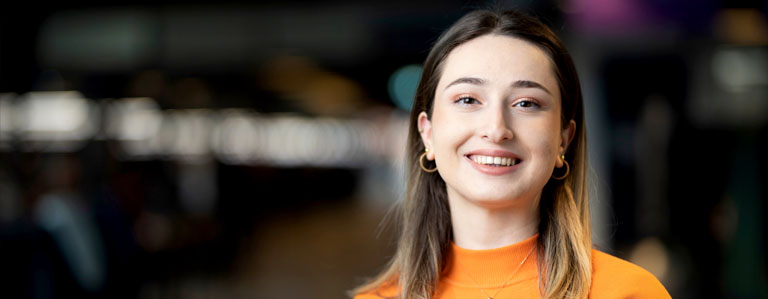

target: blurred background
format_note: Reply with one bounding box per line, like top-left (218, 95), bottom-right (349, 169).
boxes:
top-left (1, 0), bottom-right (767, 298)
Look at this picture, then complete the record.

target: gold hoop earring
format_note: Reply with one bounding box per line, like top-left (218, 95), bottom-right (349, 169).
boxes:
top-left (552, 155), bottom-right (569, 180)
top-left (419, 149), bottom-right (437, 173)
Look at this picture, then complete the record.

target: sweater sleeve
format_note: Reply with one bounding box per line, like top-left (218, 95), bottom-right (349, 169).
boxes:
top-left (589, 249), bottom-right (671, 299)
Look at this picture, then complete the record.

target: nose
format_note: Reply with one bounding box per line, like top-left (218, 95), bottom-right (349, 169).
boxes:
top-left (480, 104), bottom-right (513, 143)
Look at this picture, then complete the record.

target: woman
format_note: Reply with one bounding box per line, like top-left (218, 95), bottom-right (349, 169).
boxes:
top-left (353, 9), bottom-right (670, 299)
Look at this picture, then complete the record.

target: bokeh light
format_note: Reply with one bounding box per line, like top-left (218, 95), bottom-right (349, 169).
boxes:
top-left (388, 64), bottom-right (422, 111)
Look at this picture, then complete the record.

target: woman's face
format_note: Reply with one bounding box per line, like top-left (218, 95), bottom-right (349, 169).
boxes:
top-left (418, 34), bottom-right (574, 208)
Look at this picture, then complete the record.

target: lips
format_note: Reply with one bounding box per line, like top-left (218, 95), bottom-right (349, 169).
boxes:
top-left (464, 149), bottom-right (522, 175)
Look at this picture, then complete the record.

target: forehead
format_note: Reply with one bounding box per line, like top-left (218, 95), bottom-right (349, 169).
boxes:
top-left (437, 34), bottom-right (560, 97)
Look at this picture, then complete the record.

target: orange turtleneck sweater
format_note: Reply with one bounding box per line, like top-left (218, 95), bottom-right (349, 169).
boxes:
top-left (355, 234), bottom-right (671, 299)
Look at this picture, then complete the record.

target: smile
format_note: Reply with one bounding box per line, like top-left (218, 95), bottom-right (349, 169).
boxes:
top-left (468, 155), bottom-right (519, 167)
top-left (465, 151), bottom-right (523, 175)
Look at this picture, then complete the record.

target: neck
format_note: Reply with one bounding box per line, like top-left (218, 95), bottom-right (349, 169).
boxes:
top-left (448, 192), bottom-right (539, 250)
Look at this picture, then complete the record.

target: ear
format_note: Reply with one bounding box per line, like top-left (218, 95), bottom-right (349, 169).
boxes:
top-left (556, 120), bottom-right (576, 167)
top-left (417, 111), bottom-right (435, 160)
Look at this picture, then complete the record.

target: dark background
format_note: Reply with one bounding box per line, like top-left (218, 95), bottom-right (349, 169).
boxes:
top-left (1, 0), bottom-right (767, 298)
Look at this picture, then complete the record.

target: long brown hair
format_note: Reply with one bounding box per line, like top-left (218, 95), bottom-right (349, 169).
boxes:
top-left (353, 9), bottom-right (591, 299)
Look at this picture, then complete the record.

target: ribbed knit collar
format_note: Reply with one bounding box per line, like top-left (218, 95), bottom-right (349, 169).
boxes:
top-left (442, 234), bottom-right (540, 288)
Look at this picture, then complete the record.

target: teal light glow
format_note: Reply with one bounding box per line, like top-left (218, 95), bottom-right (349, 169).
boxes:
top-left (388, 64), bottom-right (422, 111)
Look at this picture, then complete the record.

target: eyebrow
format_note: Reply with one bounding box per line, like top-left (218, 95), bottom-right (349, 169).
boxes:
top-left (511, 80), bottom-right (552, 95)
top-left (444, 77), bottom-right (552, 95)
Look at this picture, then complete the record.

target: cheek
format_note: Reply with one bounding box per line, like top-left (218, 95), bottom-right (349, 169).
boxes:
top-left (430, 109), bottom-right (472, 151)
top-left (529, 136), bottom-right (557, 160)
top-left (518, 119), bottom-right (561, 160)
top-left (431, 121), bottom-right (471, 153)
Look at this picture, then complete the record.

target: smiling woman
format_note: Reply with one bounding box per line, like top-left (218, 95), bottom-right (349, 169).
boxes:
top-left (422, 34), bottom-right (567, 217)
top-left (352, 9), bottom-right (671, 299)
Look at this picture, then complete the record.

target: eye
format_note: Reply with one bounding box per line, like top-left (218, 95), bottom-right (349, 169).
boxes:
top-left (455, 96), bottom-right (480, 106)
top-left (513, 99), bottom-right (540, 109)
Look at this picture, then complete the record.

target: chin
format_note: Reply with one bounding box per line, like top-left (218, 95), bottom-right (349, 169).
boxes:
top-left (464, 191), bottom-right (528, 208)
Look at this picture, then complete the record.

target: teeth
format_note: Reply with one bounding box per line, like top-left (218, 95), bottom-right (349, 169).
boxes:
top-left (471, 155), bottom-right (518, 166)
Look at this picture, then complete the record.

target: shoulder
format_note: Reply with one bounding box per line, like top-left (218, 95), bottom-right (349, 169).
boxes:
top-left (353, 284), bottom-right (399, 299)
top-left (354, 293), bottom-right (386, 299)
top-left (589, 249), bottom-right (671, 299)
